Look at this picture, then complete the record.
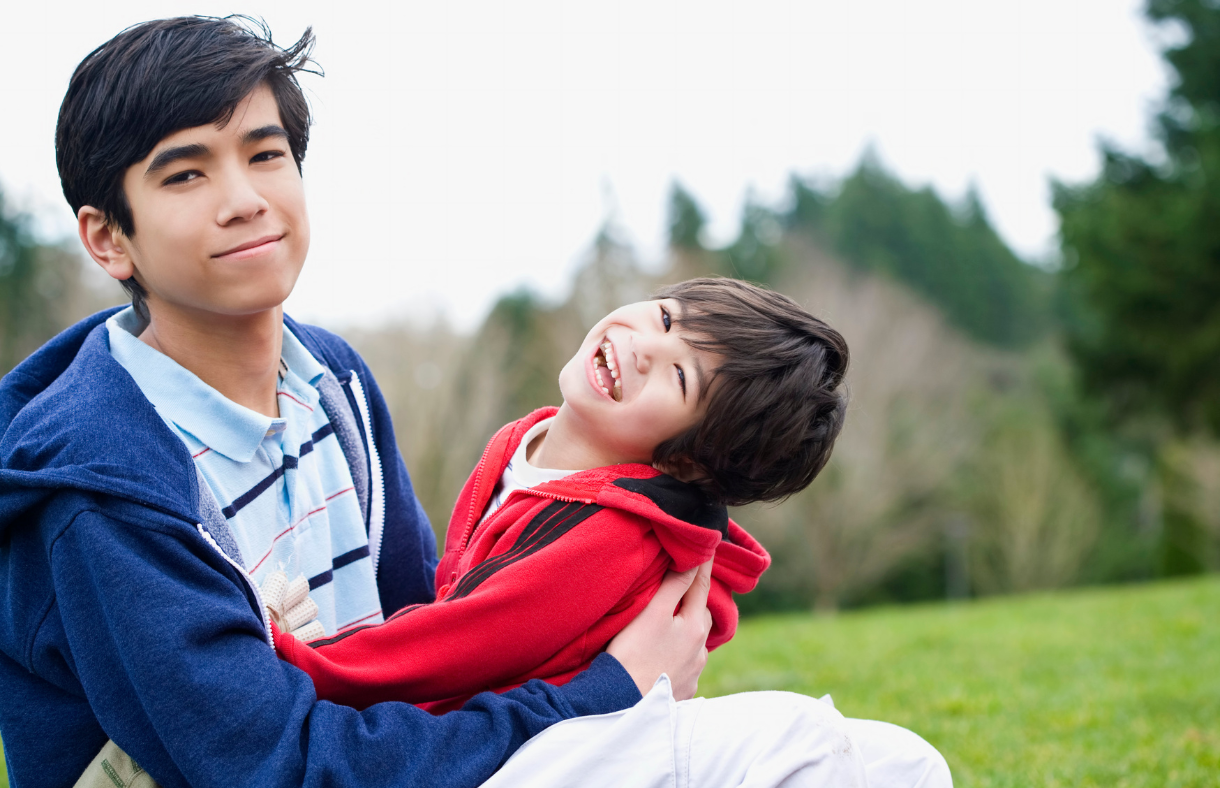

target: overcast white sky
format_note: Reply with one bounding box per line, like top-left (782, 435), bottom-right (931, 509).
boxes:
top-left (3, 0), bottom-right (1170, 330)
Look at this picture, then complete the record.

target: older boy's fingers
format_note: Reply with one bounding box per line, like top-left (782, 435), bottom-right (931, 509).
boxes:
top-left (652, 564), bottom-right (700, 610)
top-left (606, 564), bottom-right (708, 697)
top-left (678, 560), bottom-right (714, 618)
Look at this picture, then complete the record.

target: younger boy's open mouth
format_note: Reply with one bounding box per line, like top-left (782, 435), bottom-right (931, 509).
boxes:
top-left (593, 340), bottom-right (623, 402)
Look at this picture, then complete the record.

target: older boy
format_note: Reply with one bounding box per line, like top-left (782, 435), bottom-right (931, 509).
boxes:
top-left (0, 17), bottom-right (707, 788)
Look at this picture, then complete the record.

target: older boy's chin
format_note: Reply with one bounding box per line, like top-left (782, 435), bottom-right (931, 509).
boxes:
top-left (205, 282), bottom-right (300, 317)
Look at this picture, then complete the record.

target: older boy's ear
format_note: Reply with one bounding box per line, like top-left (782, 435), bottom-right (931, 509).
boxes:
top-left (77, 206), bottom-right (135, 282)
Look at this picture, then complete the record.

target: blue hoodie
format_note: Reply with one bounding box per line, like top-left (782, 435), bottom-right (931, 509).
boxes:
top-left (0, 309), bottom-right (640, 788)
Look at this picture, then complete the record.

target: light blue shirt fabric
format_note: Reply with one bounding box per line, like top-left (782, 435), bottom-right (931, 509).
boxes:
top-left (106, 308), bottom-right (383, 636)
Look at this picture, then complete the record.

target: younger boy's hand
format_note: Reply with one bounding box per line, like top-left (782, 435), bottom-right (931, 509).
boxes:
top-left (606, 560), bottom-right (714, 701)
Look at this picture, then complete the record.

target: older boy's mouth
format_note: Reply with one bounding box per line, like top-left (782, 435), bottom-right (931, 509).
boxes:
top-left (593, 339), bottom-right (623, 402)
top-left (213, 234), bottom-right (284, 260)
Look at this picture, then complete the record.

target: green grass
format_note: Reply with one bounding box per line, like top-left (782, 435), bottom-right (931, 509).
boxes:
top-left (702, 576), bottom-right (1220, 788)
top-left (2, 577), bottom-right (1216, 787)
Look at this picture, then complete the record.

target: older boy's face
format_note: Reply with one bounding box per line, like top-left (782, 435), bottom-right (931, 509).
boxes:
top-left (557, 298), bottom-right (719, 465)
top-left (118, 84), bottom-right (308, 318)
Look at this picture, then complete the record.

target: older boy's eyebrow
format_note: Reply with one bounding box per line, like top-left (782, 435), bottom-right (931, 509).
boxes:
top-left (242, 124), bottom-right (290, 145)
top-left (144, 143), bottom-right (210, 177)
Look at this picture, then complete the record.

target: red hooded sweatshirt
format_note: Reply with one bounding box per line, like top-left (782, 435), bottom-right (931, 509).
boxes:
top-left (275, 407), bottom-right (771, 713)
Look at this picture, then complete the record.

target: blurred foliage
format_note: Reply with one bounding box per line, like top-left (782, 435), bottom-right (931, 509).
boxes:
top-left (1054, 0), bottom-right (1220, 433)
top-left (0, 189), bottom-right (110, 376)
top-left (787, 156), bottom-right (1052, 349)
top-left (1053, 0), bottom-right (1220, 580)
top-left (667, 181), bottom-right (707, 251)
top-left (704, 577), bottom-right (1220, 788)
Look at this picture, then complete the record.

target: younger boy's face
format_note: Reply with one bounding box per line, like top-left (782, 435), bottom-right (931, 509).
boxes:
top-left (115, 84), bottom-right (309, 319)
top-left (557, 298), bottom-right (719, 466)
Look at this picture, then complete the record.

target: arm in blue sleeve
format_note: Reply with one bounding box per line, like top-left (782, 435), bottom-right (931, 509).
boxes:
top-left (49, 509), bottom-right (639, 788)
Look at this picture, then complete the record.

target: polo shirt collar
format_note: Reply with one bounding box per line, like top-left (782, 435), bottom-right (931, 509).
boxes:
top-left (280, 323), bottom-right (326, 386)
top-left (106, 308), bottom-right (315, 463)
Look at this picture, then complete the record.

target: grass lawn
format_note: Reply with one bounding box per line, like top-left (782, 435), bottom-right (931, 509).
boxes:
top-left (2, 577), bottom-right (1216, 787)
top-left (701, 576), bottom-right (1220, 787)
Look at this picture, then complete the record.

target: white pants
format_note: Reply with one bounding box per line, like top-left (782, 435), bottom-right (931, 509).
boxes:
top-left (484, 676), bottom-right (952, 788)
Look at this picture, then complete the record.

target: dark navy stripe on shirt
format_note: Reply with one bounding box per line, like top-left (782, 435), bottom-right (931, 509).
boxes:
top-left (220, 424), bottom-right (339, 519)
top-left (306, 545), bottom-right (372, 591)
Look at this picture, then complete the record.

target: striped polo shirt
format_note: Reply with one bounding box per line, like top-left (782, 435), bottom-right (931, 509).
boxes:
top-left (107, 308), bottom-right (383, 636)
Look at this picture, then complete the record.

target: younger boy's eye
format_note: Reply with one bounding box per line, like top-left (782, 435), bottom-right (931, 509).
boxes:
top-left (251, 150), bottom-right (286, 164)
top-left (676, 365), bottom-right (686, 398)
top-left (661, 305), bottom-right (672, 332)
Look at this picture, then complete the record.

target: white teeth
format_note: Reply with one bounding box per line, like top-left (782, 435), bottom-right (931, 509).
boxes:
top-left (602, 386), bottom-right (610, 395)
top-left (610, 368), bottom-right (618, 379)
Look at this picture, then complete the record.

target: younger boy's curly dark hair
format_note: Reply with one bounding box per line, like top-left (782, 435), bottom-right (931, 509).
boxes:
top-left (651, 278), bottom-right (849, 507)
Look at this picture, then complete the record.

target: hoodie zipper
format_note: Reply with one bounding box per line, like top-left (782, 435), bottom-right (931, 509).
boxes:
top-left (458, 441), bottom-right (497, 551)
top-left (526, 488), bottom-right (596, 506)
top-left (346, 371), bottom-right (386, 579)
top-left (197, 524), bottom-right (273, 648)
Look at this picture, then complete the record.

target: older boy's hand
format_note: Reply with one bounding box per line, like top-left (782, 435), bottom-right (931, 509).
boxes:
top-left (606, 560), bottom-right (714, 701)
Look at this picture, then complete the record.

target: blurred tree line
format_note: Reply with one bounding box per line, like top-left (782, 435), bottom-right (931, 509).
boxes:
top-left (3, 0), bottom-right (1217, 614)
top-left (0, 190), bottom-right (119, 374)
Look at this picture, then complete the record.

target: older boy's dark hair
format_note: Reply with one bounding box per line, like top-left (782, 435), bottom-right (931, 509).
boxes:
top-left (56, 16), bottom-right (318, 319)
top-left (652, 278), bottom-right (849, 507)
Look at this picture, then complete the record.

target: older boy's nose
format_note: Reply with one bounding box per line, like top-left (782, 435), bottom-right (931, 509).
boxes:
top-left (216, 171), bottom-right (269, 224)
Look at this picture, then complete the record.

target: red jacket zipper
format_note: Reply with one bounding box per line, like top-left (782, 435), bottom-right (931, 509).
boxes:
top-left (458, 442), bottom-right (495, 552)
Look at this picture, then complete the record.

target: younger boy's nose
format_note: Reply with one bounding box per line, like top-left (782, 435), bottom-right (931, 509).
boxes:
top-left (631, 331), bottom-right (665, 374)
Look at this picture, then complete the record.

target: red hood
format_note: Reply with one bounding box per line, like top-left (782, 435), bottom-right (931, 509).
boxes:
top-left (446, 407), bottom-right (769, 595)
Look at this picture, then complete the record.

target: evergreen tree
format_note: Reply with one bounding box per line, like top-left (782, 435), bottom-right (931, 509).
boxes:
top-left (788, 159), bottom-right (1049, 348)
top-left (723, 197), bottom-right (785, 284)
top-left (667, 181), bottom-right (707, 250)
top-left (1054, 0), bottom-right (1220, 433)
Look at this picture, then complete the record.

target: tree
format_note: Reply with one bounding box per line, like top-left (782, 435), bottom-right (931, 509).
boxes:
top-left (723, 197), bottom-right (785, 284)
top-left (788, 159), bottom-right (1049, 348)
top-left (0, 188), bottom-right (101, 375)
top-left (1054, 0), bottom-right (1220, 433)
top-left (667, 181), bottom-right (707, 250)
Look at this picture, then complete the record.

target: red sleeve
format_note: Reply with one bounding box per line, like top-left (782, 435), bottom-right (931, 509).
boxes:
top-left (277, 506), bottom-right (663, 709)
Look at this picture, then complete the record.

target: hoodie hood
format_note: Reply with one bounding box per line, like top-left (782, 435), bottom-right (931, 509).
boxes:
top-left (0, 309), bottom-right (201, 540)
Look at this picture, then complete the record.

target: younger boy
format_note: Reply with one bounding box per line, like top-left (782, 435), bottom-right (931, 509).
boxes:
top-left (275, 281), bottom-right (953, 787)
top-left (275, 277), bottom-right (848, 712)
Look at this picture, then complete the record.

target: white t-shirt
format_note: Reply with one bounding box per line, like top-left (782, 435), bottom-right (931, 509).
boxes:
top-left (480, 417), bottom-right (577, 523)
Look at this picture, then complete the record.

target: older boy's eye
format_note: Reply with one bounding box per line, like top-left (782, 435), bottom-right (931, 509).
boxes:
top-left (676, 365), bottom-right (686, 398)
top-left (163, 170), bottom-right (200, 186)
top-left (661, 305), bottom-right (672, 332)
top-left (251, 150), bottom-right (286, 163)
